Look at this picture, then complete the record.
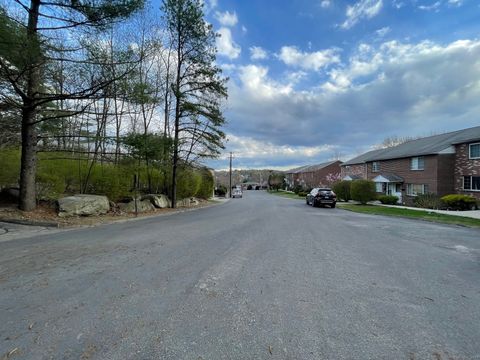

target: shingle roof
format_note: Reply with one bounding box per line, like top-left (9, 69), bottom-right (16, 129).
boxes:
top-left (286, 160), bottom-right (340, 174)
top-left (373, 173), bottom-right (404, 182)
top-left (341, 148), bottom-right (389, 166)
top-left (342, 126), bottom-right (480, 165)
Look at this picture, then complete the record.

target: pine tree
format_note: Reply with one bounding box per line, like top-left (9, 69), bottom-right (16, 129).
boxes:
top-left (162, 0), bottom-right (227, 208)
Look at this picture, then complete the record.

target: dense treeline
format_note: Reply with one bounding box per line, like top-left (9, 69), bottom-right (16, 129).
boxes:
top-left (0, 0), bottom-right (226, 209)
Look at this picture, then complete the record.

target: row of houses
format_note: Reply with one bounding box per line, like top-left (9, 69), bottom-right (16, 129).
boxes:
top-left (286, 125), bottom-right (480, 205)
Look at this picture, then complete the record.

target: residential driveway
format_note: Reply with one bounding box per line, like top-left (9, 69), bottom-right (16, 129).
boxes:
top-left (0, 191), bottom-right (479, 359)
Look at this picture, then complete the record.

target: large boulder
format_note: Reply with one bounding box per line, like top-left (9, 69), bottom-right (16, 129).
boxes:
top-left (57, 195), bottom-right (110, 217)
top-left (141, 194), bottom-right (171, 209)
top-left (175, 198), bottom-right (190, 208)
top-left (118, 199), bottom-right (155, 213)
top-left (175, 197), bottom-right (200, 208)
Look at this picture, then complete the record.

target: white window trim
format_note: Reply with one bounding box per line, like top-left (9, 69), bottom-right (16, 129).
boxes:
top-left (410, 156), bottom-right (425, 171)
top-left (406, 184), bottom-right (426, 196)
top-left (469, 143), bottom-right (480, 159)
top-left (372, 162), bottom-right (379, 172)
top-left (463, 175), bottom-right (480, 192)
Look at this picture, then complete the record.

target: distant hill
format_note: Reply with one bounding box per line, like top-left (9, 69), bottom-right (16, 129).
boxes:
top-left (214, 169), bottom-right (284, 187)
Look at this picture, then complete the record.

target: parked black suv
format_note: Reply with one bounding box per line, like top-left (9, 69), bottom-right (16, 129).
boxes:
top-left (306, 188), bottom-right (336, 208)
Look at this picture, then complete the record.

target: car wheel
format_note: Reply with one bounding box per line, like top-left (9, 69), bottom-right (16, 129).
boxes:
top-left (312, 199), bottom-right (316, 207)
top-left (306, 198), bottom-right (309, 205)
top-left (331, 203), bottom-right (336, 208)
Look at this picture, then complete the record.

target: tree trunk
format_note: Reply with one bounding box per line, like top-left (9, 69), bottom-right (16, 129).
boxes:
top-left (19, 105), bottom-right (38, 211)
top-left (171, 122), bottom-right (179, 208)
top-left (19, 0), bottom-right (41, 211)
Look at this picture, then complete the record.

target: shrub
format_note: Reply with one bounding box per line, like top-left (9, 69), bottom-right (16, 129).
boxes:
top-left (441, 194), bottom-right (477, 211)
top-left (215, 185), bottom-right (227, 197)
top-left (332, 180), bottom-right (351, 201)
top-left (36, 172), bottom-right (65, 200)
top-left (377, 195), bottom-right (399, 205)
top-left (350, 179), bottom-right (376, 205)
top-left (292, 185), bottom-right (303, 194)
top-left (196, 168), bottom-right (214, 199)
top-left (414, 193), bottom-right (443, 209)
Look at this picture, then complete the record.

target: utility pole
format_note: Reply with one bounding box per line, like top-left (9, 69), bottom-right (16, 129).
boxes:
top-left (229, 152), bottom-right (233, 198)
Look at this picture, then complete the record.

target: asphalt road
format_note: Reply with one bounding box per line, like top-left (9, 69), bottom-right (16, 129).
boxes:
top-left (1, 191), bottom-right (479, 360)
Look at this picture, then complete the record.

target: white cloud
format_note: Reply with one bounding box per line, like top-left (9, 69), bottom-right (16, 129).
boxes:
top-left (392, 0), bottom-right (405, 9)
top-left (320, 0), bottom-right (332, 8)
top-left (224, 39), bottom-right (480, 167)
top-left (216, 27), bottom-right (241, 59)
top-left (238, 65), bottom-right (293, 98)
top-left (202, 0), bottom-right (218, 13)
top-left (226, 134), bottom-right (335, 163)
top-left (376, 26), bottom-right (391, 37)
top-left (448, 0), bottom-right (463, 6)
top-left (250, 46), bottom-right (268, 60)
top-left (418, 1), bottom-right (441, 11)
top-left (278, 46), bottom-right (341, 71)
top-left (214, 10), bottom-right (238, 27)
top-left (341, 0), bottom-right (383, 29)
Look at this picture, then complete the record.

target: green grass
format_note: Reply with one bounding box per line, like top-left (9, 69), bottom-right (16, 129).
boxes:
top-left (338, 204), bottom-right (480, 228)
top-left (267, 190), bottom-right (305, 200)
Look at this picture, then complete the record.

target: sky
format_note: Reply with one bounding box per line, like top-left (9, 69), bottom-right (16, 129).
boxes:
top-left (191, 0), bottom-right (480, 170)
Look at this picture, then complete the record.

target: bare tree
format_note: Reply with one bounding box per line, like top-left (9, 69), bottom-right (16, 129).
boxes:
top-left (0, 0), bottom-right (144, 210)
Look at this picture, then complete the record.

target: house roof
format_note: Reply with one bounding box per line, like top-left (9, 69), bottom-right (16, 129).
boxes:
top-left (373, 173), bottom-right (404, 183)
top-left (342, 148), bottom-right (389, 166)
top-left (342, 126), bottom-right (480, 165)
top-left (286, 160), bottom-right (341, 174)
top-left (343, 174), bottom-right (363, 180)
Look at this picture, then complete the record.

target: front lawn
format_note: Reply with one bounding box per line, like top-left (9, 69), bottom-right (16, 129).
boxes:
top-left (338, 204), bottom-right (480, 228)
top-left (267, 190), bottom-right (304, 200)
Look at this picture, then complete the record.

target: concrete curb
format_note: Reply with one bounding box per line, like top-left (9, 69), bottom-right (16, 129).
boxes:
top-left (0, 218), bottom-right (60, 228)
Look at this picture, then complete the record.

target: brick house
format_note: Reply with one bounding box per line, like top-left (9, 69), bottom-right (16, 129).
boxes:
top-left (286, 161), bottom-right (342, 190)
top-left (341, 126), bottom-right (480, 204)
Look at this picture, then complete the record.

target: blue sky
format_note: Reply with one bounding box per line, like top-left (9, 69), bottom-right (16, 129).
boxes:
top-left (192, 0), bottom-right (480, 170)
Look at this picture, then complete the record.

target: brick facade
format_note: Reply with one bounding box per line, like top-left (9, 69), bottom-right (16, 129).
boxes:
top-left (341, 164), bottom-right (367, 179)
top-left (454, 143), bottom-right (480, 200)
top-left (341, 154), bottom-right (456, 205)
top-left (291, 161), bottom-right (342, 189)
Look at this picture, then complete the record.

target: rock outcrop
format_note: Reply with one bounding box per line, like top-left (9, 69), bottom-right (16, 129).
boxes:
top-left (176, 197), bottom-right (200, 208)
top-left (141, 194), bottom-right (171, 209)
top-left (118, 199), bottom-right (155, 213)
top-left (57, 195), bottom-right (110, 217)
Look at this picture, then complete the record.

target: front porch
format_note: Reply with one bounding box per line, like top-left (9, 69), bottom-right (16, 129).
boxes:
top-left (373, 173), bottom-right (404, 204)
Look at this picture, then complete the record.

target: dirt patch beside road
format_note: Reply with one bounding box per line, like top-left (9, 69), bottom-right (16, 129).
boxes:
top-left (0, 199), bottom-right (214, 228)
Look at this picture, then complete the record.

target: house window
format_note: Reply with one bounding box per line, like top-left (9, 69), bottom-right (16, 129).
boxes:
top-left (410, 157), bottom-right (425, 170)
top-left (372, 162), bottom-right (380, 172)
top-left (406, 184), bottom-right (427, 196)
top-left (375, 182), bottom-right (383, 192)
top-left (463, 176), bottom-right (480, 191)
top-left (469, 143), bottom-right (480, 159)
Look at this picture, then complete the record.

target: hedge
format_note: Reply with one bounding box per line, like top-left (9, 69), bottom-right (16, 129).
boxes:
top-left (350, 179), bottom-right (376, 204)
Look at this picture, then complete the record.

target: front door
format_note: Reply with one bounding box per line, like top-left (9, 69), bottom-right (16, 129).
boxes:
top-left (387, 183), bottom-right (402, 203)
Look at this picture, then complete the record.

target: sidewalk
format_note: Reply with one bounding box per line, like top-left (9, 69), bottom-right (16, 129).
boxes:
top-left (376, 203), bottom-right (480, 219)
